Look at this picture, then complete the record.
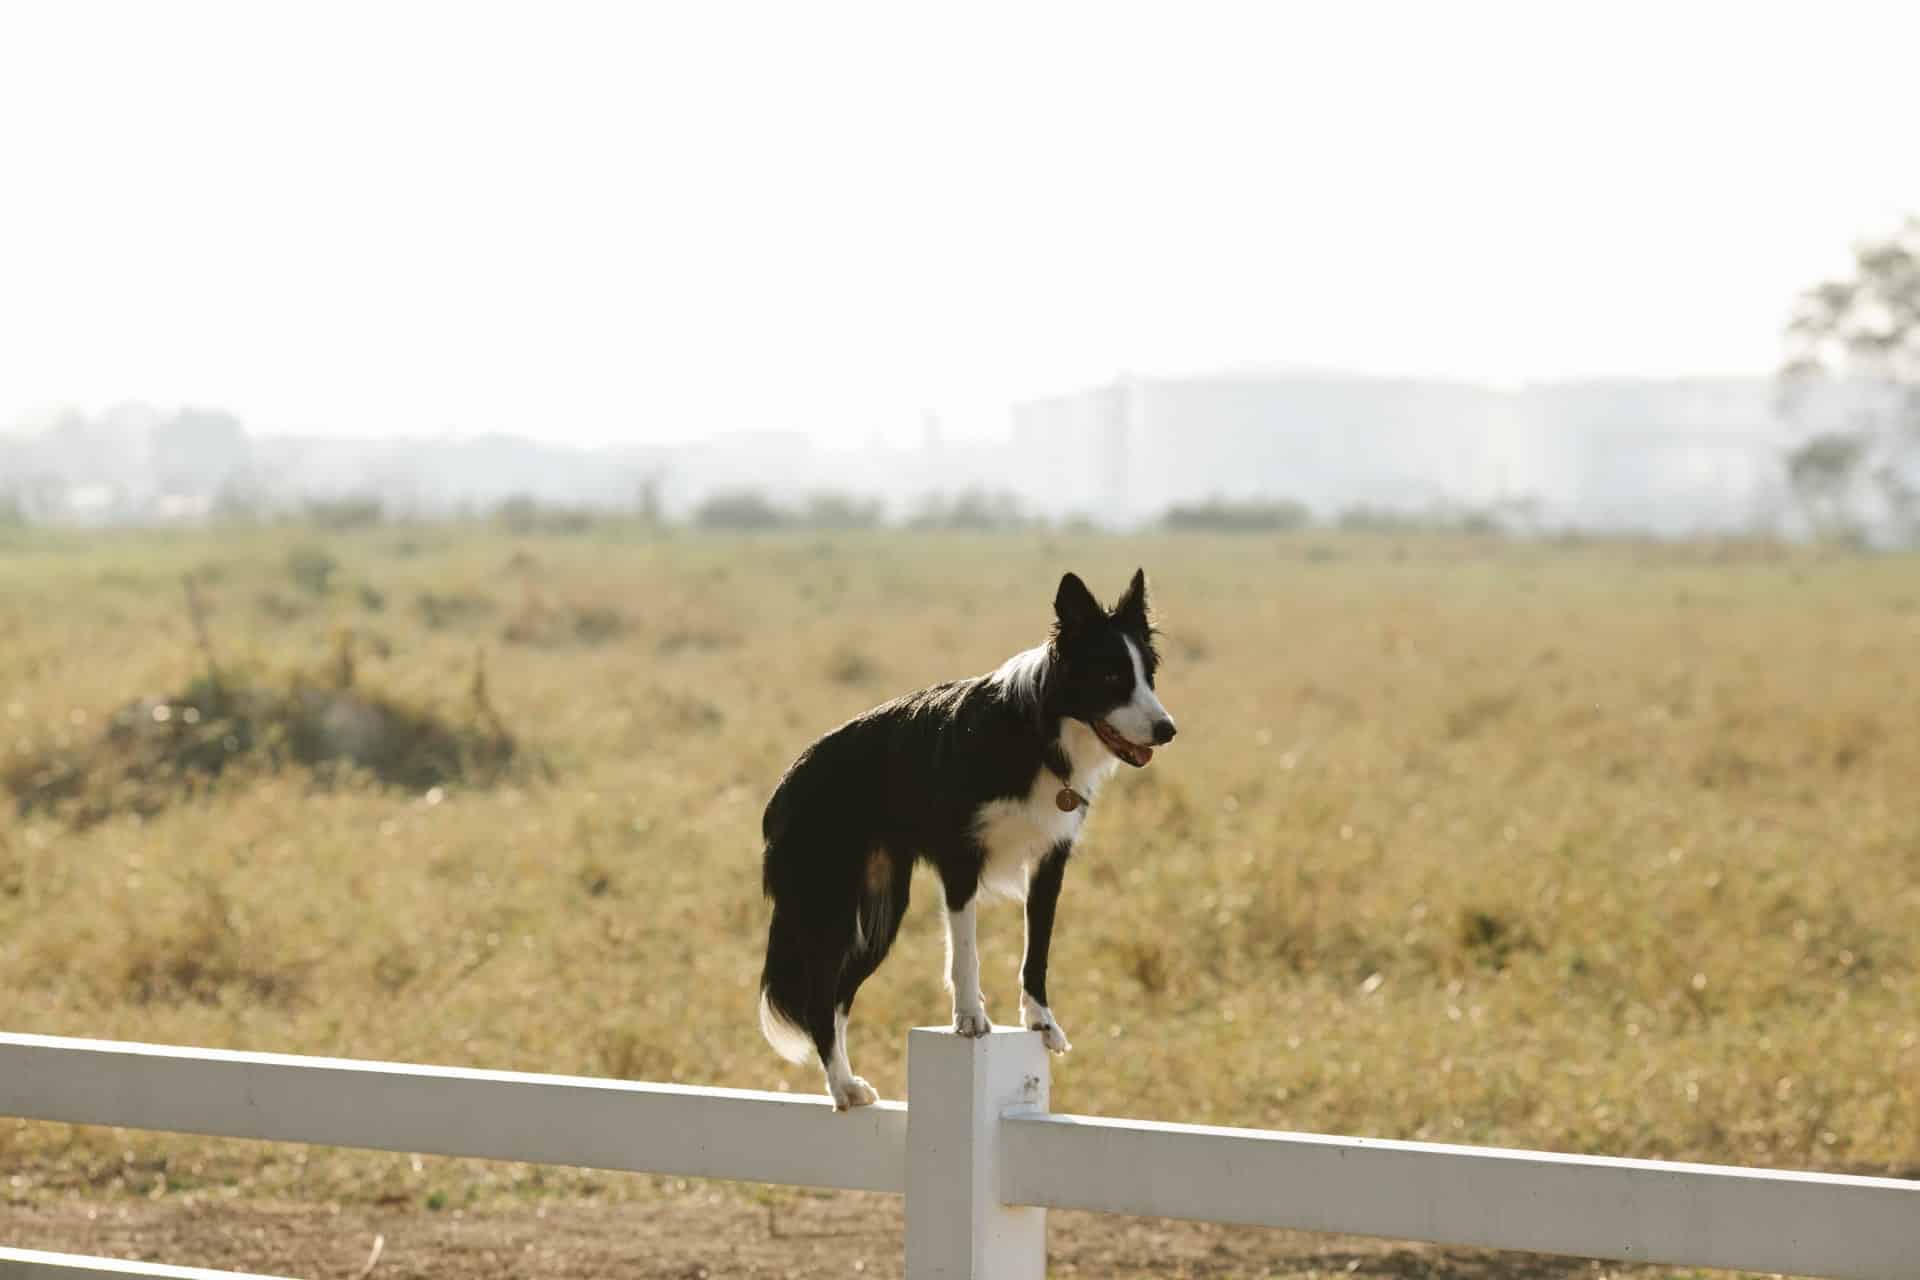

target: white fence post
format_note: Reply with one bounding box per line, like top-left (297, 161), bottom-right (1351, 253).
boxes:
top-left (905, 1027), bottom-right (1049, 1278)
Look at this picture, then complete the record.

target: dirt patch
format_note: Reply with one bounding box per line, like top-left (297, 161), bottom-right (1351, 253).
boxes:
top-left (0, 1194), bottom-right (1672, 1279)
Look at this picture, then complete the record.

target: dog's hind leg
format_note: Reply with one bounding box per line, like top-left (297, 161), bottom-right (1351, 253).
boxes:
top-left (822, 849), bottom-right (909, 1109)
top-left (939, 862), bottom-right (991, 1036)
top-left (822, 1007), bottom-right (876, 1111)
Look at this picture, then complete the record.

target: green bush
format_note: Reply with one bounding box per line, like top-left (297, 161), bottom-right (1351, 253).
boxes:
top-left (692, 490), bottom-right (790, 531)
top-left (1162, 496), bottom-right (1312, 532)
top-left (303, 495), bottom-right (385, 530)
top-left (493, 496), bottom-right (598, 535)
top-left (800, 492), bottom-right (884, 530)
top-left (906, 489), bottom-right (1033, 532)
top-left (285, 545), bottom-right (338, 595)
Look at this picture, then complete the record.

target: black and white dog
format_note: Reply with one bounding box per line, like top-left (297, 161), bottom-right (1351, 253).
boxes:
top-left (757, 569), bottom-right (1177, 1109)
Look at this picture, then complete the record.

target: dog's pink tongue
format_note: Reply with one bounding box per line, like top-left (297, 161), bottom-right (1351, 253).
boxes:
top-left (1136, 745), bottom-right (1153, 765)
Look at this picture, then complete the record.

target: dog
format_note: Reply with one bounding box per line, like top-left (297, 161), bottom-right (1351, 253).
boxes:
top-left (756, 569), bottom-right (1177, 1109)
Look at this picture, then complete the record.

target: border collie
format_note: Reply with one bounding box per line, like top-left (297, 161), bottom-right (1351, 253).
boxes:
top-left (757, 569), bottom-right (1177, 1109)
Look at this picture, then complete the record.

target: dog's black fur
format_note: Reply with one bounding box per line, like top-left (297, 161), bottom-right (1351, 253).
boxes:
top-left (757, 569), bottom-right (1175, 1107)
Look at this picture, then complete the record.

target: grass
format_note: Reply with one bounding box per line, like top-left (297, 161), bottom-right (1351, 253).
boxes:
top-left (1, 524), bottom-right (1916, 1227)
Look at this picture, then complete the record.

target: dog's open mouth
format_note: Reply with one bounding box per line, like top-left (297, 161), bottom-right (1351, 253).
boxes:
top-left (1092, 719), bottom-right (1153, 768)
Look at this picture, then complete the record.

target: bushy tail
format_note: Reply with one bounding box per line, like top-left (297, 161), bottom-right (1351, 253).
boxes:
top-left (758, 907), bottom-right (819, 1065)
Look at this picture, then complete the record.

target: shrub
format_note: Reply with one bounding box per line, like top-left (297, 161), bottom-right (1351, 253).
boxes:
top-left (303, 495), bottom-right (384, 530)
top-left (692, 490), bottom-right (790, 531)
top-left (800, 492), bottom-right (884, 530)
top-left (285, 545), bottom-right (338, 595)
top-left (493, 496), bottom-right (597, 536)
top-left (1336, 499), bottom-right (1534, 536)
top-left (3, 665), bottom-right (518, 829)
top-left (1162, 496), bottom-right (1312, 532)
top-left (906, 489), bottom-right (1033, 532)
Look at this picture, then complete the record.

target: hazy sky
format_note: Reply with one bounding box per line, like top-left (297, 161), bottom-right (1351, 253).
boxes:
top-left (3, 1), bottom-right (1917, 446)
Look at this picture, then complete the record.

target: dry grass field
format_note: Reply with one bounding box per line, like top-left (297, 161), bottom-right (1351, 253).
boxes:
top-left (2, 522), bottom-right (1916, 1275)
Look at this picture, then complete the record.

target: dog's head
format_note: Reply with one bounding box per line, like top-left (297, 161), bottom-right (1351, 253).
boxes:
top-left (1050, 568), bottom-right (1177, 768)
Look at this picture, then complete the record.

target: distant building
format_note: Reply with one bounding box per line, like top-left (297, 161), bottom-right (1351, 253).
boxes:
top-left (1011, 371), bottom-right (1797, 532)
top-left (1517, 379), bottom-right (1787, 531)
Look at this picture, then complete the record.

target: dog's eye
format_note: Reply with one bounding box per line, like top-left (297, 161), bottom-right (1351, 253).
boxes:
top-left (1104, 669), bottom-right (1127, 685)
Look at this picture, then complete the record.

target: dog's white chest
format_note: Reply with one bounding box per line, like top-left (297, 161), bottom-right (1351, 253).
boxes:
top-left (971, 721), bottom-right (1119, 901)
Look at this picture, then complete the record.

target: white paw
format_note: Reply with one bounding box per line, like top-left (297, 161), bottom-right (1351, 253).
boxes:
top-left (952, 1005), bottom-right (993, 1037)
top-left (1033, 1019), bottom-right (1071, 1054)
top-left (1021, 996), bottom-right (1072, 1054)
top-left (829, 1075), bottom-right (879, 1111)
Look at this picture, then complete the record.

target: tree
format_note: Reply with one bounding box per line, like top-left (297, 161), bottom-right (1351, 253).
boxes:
top-left (150, 407), bottom-right (250, 497)
top-left (1783, 432), bottom-right (1870, 543)
top-left (1779, 216), bottom-right (1920, 543)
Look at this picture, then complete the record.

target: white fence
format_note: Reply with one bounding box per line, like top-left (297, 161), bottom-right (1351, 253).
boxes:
top-left (2, 1028), bottom-right (1916, 1278)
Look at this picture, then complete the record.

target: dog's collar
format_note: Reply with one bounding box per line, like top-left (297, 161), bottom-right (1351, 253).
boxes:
top-left (1044, 732), bottom-right (1089, 811)
top-left (1042, 740), bottom-right (1073, 786)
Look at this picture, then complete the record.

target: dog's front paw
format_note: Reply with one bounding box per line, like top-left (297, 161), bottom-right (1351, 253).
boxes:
top-left (1032, 1018), bottom-right (1071, 1054)
top-left (829, 1075), bottom-right (879, 1111)
top-left (952, 1006), bottom-right (993, 1038)
top-left (1021, 996), bottom-right (1072, 1054)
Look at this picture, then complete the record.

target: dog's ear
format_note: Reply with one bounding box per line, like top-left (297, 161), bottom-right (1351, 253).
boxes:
top-left (1053, 571), bottom-right (1103, 634)
top-left (1114, 567), bottom-right (1150, 630)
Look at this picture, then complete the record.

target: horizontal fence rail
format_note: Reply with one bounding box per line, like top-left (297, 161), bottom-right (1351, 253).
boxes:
top-left (0, 1248), bottom-right (295, 1280)
top-left (1003, 1112), bottom-right (1920, 1279)
top-left (0, 1033), bottom-right (905, 1195)
top-left (5, 1028), bottom-right (1918, 1279)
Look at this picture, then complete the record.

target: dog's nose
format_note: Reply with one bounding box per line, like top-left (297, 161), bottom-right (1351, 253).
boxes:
top-left (1151, 718), bottom-right (1177, 745)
